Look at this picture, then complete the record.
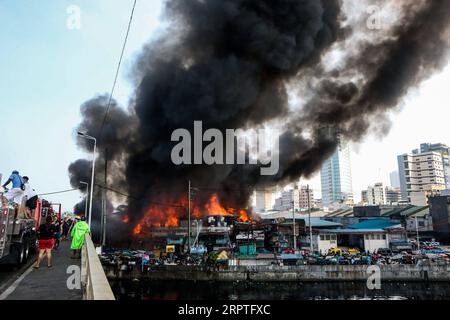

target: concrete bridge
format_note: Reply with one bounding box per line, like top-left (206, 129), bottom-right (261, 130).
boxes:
top-left (0, 235), bottom-right (114, 300)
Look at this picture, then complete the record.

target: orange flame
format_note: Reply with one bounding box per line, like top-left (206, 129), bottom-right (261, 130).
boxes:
top-left (133, 223), bottom-right (142, 235)
top-left (131, 193), bottom-right (252, 236)
top-left (165, 215), bottom-right (179, 227)
top-left (204, 193), bottom-right (233, 216)
top-left (237, 210), bottom-right (251, 222)
top-left (122, 214), bottom-right (130, 224)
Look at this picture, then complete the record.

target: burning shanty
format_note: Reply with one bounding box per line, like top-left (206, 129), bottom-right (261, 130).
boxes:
top-left (116, 193), bottom-right (253, 253)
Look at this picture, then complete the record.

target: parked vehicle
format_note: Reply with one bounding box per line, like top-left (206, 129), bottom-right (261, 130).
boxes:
top-left (328, 247), bottom-right (342, 255)
top-left (376, 248), bottom-right (392, 255)
top-left (346, 248), bottom-right (360, 255)
top-left (390, 241), bottom-right (413, 253)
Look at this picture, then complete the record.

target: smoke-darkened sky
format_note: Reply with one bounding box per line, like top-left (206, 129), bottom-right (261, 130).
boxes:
top-left (1, 0), bottom-right (450, 214)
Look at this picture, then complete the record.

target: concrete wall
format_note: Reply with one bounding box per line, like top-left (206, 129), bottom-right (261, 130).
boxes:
top-left (81, 235), bottom-right (115, 300)
top-left (363, 236), bottom-right (388, 253)
top-left (104, 264), bottom-right (450, 282)
top-left (318, 238), bottom-right (337, 254)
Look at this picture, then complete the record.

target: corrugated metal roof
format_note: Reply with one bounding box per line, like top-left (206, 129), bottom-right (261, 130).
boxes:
top-left (303, 218), bottom-right (342, 227)
top-left (401, 206), bottom-right (428, 217)
top-left (325, 208), bottom-right (352, 217)
top-left (343, 210), bottom-right (355, 217)
top-left (408, 206), bottom-right (430, 218)
top-left (349, 219), bottom-right (401, 230)
top-left (259, 212), bottom-right (342, 227)
top-left (319, 228), bottom-right (386, 234)
top-left (381, 206), bottom-right (413, 217)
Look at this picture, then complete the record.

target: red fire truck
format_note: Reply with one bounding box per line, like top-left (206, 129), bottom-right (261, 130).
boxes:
top-left (0, 188), bottom-right (61, 266)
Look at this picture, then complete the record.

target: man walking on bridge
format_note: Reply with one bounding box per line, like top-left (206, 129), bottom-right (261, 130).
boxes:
top-left (70, 216), bottom-right (90, 259)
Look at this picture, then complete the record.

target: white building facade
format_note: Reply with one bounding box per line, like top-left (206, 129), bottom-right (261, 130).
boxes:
top-left (366, 183), bottom-right (387, 205)
top-left (397, 150), bottom-right (446, 204)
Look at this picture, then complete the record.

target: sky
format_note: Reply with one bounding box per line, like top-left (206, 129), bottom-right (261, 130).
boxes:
top-left (1, 0), bottom-right (450, 211)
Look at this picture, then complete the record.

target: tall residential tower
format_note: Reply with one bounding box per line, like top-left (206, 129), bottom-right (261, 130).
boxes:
top-left (320, 139), bottom-right (353, 209)
top-left (397, 144), bottom-right (448, 204)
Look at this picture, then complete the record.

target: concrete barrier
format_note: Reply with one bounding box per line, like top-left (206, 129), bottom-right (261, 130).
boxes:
top-left (102, 263), bottom-right (450, 282)
top-left (81, 235), bottom-right (115, 300)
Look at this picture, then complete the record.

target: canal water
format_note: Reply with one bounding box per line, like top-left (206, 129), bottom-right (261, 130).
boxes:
top-left (110, 280), bottom-right (450, 300)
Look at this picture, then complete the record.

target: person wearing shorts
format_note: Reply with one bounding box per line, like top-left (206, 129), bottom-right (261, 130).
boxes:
top-left (2, 170), bottom-right (24, 206)
top-left (34, 215), bottom-right (57, 269)
top-left (23, 176), bottom-right (38, 219)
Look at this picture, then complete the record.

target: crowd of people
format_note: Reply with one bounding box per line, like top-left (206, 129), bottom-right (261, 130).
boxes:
top-left (34, 215), bottom-right (91, 268)
top-left (1, 170), bottom-right (91, 269)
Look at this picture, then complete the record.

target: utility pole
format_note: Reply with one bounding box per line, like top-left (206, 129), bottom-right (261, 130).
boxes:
top-left (415, 216), bottom-right (420, 251)
top-left (77, 132), bottom-right (96, 229)
top-left (292, 200), bottom-right (296, 251)
top-left (307, 184), bottom-right (313, 253)
top-left (101, 151), bottom-right (108, 247)
top-left (188, 179), bottom-right (191, 253)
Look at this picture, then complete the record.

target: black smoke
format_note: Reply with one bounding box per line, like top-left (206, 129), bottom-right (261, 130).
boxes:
top-left (68, 0), bottom-right (450, 244)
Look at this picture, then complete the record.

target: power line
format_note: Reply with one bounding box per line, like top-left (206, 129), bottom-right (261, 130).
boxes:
top-left (94, 184), bottom-right (186, 208)
top-left (38, 188), bottom-right (79, 196)
top-left (99, 0), bottom-right (137, 143)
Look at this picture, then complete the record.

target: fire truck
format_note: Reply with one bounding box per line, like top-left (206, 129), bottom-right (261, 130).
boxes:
top-left (0, 175), bottom-right (61, 266)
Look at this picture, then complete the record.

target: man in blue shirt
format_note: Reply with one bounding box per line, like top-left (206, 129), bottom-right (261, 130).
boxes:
top-left (2, 170), bottom-right (25, 206)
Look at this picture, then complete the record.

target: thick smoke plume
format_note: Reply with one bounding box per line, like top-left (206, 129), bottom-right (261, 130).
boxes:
top-left (68, 0), bottom-right (450, 244)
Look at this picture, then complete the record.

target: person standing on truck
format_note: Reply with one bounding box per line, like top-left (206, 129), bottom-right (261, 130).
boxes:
top-left (70, 216), bottom-right (90, 259)
top-left (2, 170), bottom-right (25, 206)
top-left (22, 176), bottom-right (38, 219)
top-left (34, 215), bottom-right (57, 269)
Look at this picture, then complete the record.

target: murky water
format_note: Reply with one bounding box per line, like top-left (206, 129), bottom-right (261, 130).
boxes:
top-left (110, 280), bottom-right (450, 300)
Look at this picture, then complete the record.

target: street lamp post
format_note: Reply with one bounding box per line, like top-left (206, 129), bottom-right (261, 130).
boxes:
top-left (188, 180), bottom-right (191, 253)
top-left (79, 181), bottom-right (89, 217)
top-left (77, 132), bottom-right (96, 229)
top-left (292, 200), bottom-right (296, 251)
top-left (415, 216), bottom-right (420, 251)
top-left (307, 184), bottom-right (313, 253)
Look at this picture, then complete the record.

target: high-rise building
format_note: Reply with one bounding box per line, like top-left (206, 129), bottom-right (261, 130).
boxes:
top-left (361, 190), bottom-right (368, 204)
top-left (254, 188), bottom-right (275, 212)
top-left (366, 183), bottom-right (387, 205)
top-left (281, 190), bottom-right (294, 211)
top-left (385, 187), bottom-right (402, 205)
top-left (273, 185), bottom-right (314, 211)
top-left (273, 197), bottom-right (283, 211)
top-left (320, 139), bottom-right (353, 208)
top-left (389, 170), bottom-right (400, 188)
top-left (298, 185), bottom-right (314, 210)
top-left (397, 148), bottom-right (447, 204)
top-left (420, 143), bottom-right (450, 188)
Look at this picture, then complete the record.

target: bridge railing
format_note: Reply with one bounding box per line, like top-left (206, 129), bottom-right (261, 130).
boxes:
top-left (81, 234), bottom-right (115, 300)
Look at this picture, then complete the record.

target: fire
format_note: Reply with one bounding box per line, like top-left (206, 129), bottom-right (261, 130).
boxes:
top-left (133, 223), bottom-right (142, 235)
top-left (165, 215), bottom-right (179, 227)
top-left (204, 193), bottom-right (233, 216)
top-left (131, 192), bottom-right (252, 237)
top-left (237, 210), bottom-right (251, 222)
top-left (122, 214), bottom-right (130, 224)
